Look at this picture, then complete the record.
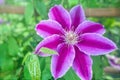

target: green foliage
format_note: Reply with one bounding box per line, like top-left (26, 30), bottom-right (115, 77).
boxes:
top-left (49, 0), bottom-right (62, 7)
top-left (34, 0), bottom-right (47, 19)
top-left (0, 43), bottom-right (8, 68)
top-left (0, 42), bottom-right (15, 79)
top-left (63, 68), bottom-right (80, 80)
top-left (0, 0), bottom-right (120, 80)
top-left (24, 64), bottom-right (32, 79)
top-left (40, 47), bottom-right (58, 54)
top-left (25, 53), bottom-right (41, 80)
top-left (8, 37), bottom-right (19, 56)
top-left (41, 57), bottom-right (52, 80)
top-left (92, 56), bottom-right (103, 80)
top-left (77, 0), bottom-right (120, 8)
top-left (24, 2), bottom-right (34, 23)
top-left (39, 57), bottom-right (45, 72)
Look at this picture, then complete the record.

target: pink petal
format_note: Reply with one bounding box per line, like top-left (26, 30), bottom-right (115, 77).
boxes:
top-left (51, 43), bottom-right (75, 79)
top-left (48, 5), bottom-right (71, 30)
top-left (36, 20), bottom-right (64, 38)
top-left (35, 35), bottom-right (63, 57)
top-left (70, 5), bottom-right (85, 29)
top-left (72, 46), bottom-right (92, 80)
top-left (77, 33), bottom-right (117, 55)
top-left (75, 21), bottom-right (105, 35)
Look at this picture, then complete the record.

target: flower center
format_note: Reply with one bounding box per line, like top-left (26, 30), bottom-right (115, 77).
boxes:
top-left (64, 31), bottom-right (78, 45)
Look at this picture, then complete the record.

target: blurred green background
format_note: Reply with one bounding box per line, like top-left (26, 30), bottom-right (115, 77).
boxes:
top-left (0, 0), bottom-right (120, 80)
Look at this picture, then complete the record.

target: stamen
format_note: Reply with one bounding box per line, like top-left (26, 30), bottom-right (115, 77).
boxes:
top-left (64, 31), bottom-right (78, 45)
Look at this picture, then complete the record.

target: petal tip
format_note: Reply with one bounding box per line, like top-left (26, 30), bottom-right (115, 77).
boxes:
top-left (73, 5), bottom-right (83, 9)
top-left (113, 44), bottom-right (118, 51)
top-left (48, 4), bottom-right (71, 29)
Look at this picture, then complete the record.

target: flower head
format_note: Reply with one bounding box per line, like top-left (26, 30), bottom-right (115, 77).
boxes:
top-left (106, 54), bottom-right (120, 70)
top-left (35, 5), bottom-right (117, 80)
top-left (0, 0), bottom-right (4, 5)
top-left (0, 18), bottom-right (4, 24)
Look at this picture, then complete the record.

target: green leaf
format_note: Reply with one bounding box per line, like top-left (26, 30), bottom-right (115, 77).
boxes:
top-left (40, 47), bottom-right (58, 54)
top-left (49, 0), bottom-right (62, 7)
top-left (1, 58), bottom-right (14, 71)
top-left (63, 68), bottom-right (80, 80)
top-left (24, 3), bottom-right (34, 23)
top-left (34, 0), bottom-right (47, 18)
top-left (41, 68), bottom-right (52, 80)
top-left (0, 43), bottom-right (14, 79)
top-left (8, 37), bottom-right (19, 56)
top-left (68, 0), bottom-right (78, 7)
top-left (0, 43), bottom-right (7, 67)
top-left (62, 0), bottom-right (69, 8)
top-left (39, 58), bottom-right (45, 72)
top-left (92, 56), bottom-right (103, 80)
top-left (25, 53), bottom-right (41, 80)
top-left (24, 64), bottom-right (31, 80)
top-left (22, 53), bottom-right (31, 65)
top-left (41, 57), bottom-right (52, 80)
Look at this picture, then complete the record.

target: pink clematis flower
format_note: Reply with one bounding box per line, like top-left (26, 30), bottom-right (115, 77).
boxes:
top-left (106, 54), bottom-right (120, 70)
top-left (35, 5), bottom-right (117, 80)
top-left (0, 18), bottom-right (4, 24)
top-left (0, 0), bottom-right (4, 5)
